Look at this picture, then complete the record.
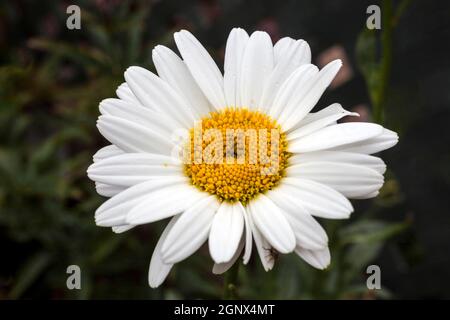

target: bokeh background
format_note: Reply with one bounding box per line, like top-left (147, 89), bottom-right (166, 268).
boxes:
top-left (1, 0), bottom-right (449, 299)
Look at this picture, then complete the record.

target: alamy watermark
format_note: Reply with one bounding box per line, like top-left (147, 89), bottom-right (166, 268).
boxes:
top-left (66, 5), bottom-right (81, 30)
top-left (173, 122), bottom-right (282, 176)
top-left (366, 5), bottom-right (381, 30)
top-left (66, 265), bottom-right (81, 290)
top-left (366, 264), bottom-right (381, 290)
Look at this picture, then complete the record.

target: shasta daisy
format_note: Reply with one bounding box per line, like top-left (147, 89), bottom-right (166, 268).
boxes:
top-left (87, 28), bottom-right (398, 287)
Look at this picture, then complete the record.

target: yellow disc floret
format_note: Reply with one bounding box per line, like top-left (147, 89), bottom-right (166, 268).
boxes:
top-left (183, 108), bottom-right (289, 204)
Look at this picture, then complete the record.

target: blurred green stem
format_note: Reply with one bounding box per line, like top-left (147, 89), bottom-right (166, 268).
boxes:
top-left (223, 262), bottom-right (239, 299)
top-left (374, 0), bottom-right (393, 124)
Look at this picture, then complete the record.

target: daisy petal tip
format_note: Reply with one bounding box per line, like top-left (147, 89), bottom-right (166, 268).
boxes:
top-left (148, 276), bottom-right (163, 289)
top-left (332, 58), bottom-right (343, 67)
top-left (209, 251), bottom-right (231, 265)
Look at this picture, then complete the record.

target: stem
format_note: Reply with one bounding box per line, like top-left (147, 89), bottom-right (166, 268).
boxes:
top-left (223, 262), bottom-right (240, 299)
top-left (374, 0), bottom-right (393, 124)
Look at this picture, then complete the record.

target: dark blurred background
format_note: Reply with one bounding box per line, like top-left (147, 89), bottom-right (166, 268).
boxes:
top-left (0, 0), bottom-right (449, 299)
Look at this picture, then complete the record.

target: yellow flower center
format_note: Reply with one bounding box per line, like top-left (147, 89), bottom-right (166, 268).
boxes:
top-left (183, 108), bottom-right (289, 204)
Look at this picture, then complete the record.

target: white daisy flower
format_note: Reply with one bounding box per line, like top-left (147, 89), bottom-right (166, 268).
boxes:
top-left (87, 28), bottom-right (398, 288)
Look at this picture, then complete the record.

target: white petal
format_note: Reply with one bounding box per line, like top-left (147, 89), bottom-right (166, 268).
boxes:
top-left (287, 103), bottom-right (359, 141)
top-left (87, 153), bottom-right (182, 187)
top-left (267, 189), bottom-right (328, 250)
top-left (148, 216), bottom-right (179, 288)
top-left (209, 201), bottom-right (245, 264)
top-left (126, 184), bottom-right (207, 225)
top-left (93, 145), bottom-right (124, 163)
top-left (288, 122), bottom-right (383, 153)
top-left (273, 37), bottom-right (311, 67)
top-left (240, 31), bottom-right (274, 109)
top-left (269, 64), bottom-right (319, 120)
top-left (242, 209), bottom-right (253, 264)
top-left (289, 150), bottom-right (386, 174)
top-left (161, 196), bottom-right (220, 264)
top-left (295, 246), bottom-right (331, 270)
top-left (273, 37), bottom-right (310, 66)
top-left (99, 98), bottom-right (182, 136)
top-left (278, 60), bottom-right (343, 131)
top-left (152, 45), bottom-right (211, 117)
top-left (95, 177), bottom-right (187, 226)
top-left (224, 28), bottom-right (249, 107)
top-left (116, 83), bottom-right (140, 105)
top-left (112, 224), bottom-right (135, 233)
top-left (273, 37), bottom-right (293, 64)
top-left (247, 194), bottom-right (296, 253)
top-left (247, 212), bottom-right (274, 271)
top-left (298, 103), bottom-right (352, 127)
top-left (352, 191), bottom-right (379, 199)
top-left (212, 237), bottom-right (244, 275)
top-left (331, 128), bottom-right (399, 154)
top-left (124, 66), bottom-right (195, 128)
top-left (287, 161), bottom-right (384, 198)
top-left (97, 115), bottom-right (175, 155)
top-left (174, 30), bottom-right (226, 109)
top-left (280, 177), bottom-right (353, 219)
top-left (95, 182), bottom-right (125, 197)
top-left (261, 39), bottom-right (311, 111)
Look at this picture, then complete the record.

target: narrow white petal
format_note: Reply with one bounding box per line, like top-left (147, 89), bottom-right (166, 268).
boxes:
top-left (209, 201), bottom-right (245, 264)
top-left (161, 196), bottom-right (220, 263)
top-left (124, 66), bottom-right (195, 128)
top-left (116, 83), bottom-right (140, 105)
top-left (97, 115), bottom-right (175, 155)
top-left (295, 246), bottom-right (331, 270)
top-left (148, 216), bottom-right (179, 288)
top-left (99, 98), bottom-right (182, 136)
top-left (289, 150), bottom-right (386, 174)
top-left (112, 224), bottom-right (135, 233)
top-left (212, 237), bottom-right (244, 275)
top-left (248, 212), bottom-right (274, 271)
top-left (152, 45), bottom-right (211, 117)
top-left (331, 128), bottom-right (399, 154)
top-left (269, 64), bottom-right (319, 120)
top-left (352, 191), bottom-right (379, 199)
top-left (273, 37), bottom-right (293, 64)
top-left (242, 209), bottom-right (253, 264)
top-left (95, 182), bottom-right (125, 197)
top-left (298, 103), bottom-right (352, 127)
top-left (280, 177), bottom-right (353, 219)
top-left (248, 194), bottom-right (296, 253)
top-left (93, 145), bottom-right (124, 163)
top-left (87, 153), bottom-right (182, 187)
top-left (224, 28), bottom-right (249, 107)
top-left (95, 177), bottom-right (187, 226)
top-left (261, 39), bottom-right (311, 111)
top-left (126, 184), bottom-right (207, 225)
top-left (174, 30), bottom-right (226, 109)
top-left (240, 31), bottom-right (274, 109)
top-left (273, 37), bottom-right (310, 66)
top-left (287, 103), bottom-right (359, 141)
top-left (278, 60), bottom-right (343, 131)
top-left (267, 189), bottom-right (328, 250)
top-left (288, 122), bottom-right (383, 153)
top-left (287, 161), bottom-right (384, 198)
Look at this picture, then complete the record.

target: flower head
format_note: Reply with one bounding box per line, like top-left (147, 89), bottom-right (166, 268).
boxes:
top-left (87, 28), bottom-right (398, 287)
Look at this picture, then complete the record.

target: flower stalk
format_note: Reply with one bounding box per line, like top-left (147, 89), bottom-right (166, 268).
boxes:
top-left (223, 262), bottom-right (240, 299)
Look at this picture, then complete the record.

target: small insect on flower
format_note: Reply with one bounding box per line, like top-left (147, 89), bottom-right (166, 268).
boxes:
top-left (264, 247), bottom-right (279, 264)
top-left (87, 28), bottom-right (398, 287)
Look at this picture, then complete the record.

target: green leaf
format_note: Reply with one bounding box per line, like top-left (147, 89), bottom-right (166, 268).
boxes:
top-left (339, 219), bottom-right (408, 246)
top-left (9, 252), bottom-right (52, 299)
